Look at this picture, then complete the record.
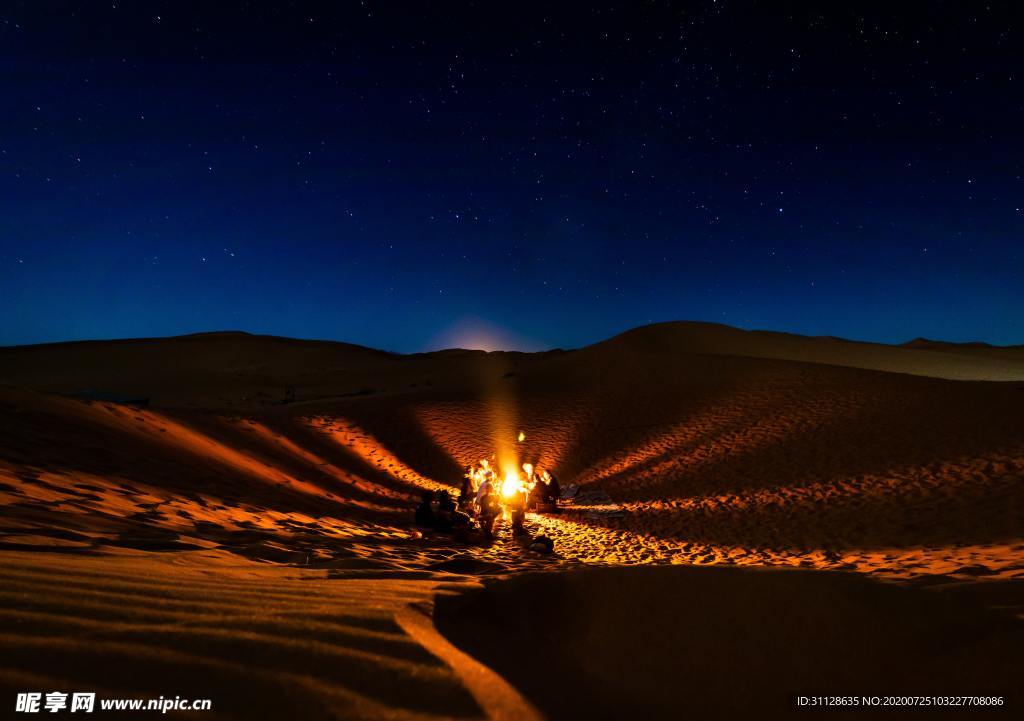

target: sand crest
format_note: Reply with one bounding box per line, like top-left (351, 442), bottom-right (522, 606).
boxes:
top-left (1, 323), bottom-right (1022, 718)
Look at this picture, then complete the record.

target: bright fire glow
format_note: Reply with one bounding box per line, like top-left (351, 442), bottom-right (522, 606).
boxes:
top-left (501, 467), bottom-right (523, 499)
top-left (463, 432), bottom-right (551, 506)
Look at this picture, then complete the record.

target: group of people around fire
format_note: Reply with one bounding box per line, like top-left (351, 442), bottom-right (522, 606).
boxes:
top-left (414, 457), bottom-right (560, 551)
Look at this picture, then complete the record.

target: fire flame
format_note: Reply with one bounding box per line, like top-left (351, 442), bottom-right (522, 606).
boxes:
top-left (501, 467), bottom-right (523, 499)
top-left (465, 460), bottom-right (541, 501)
top-left (462, 431), bottom-right (550, 506)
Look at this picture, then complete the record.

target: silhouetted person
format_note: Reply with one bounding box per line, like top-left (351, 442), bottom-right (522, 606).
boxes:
top-left (435, 489), bottom-right (472, 541)
top-left (509, 487), bottom-right (529, 535)
top-left (415, 490), bottom-right (436, 530)
top-left (528, 480), bottom-right (546, 510)
top-left (440, 489), bottom-right (458, 511)
top-left (432, 489), bottom-right (452, 531)
top-left (439, 489), bottom-right (472, 532)
top-left (477, 480), bottom-right (501, 541)
top-left (547, 473), bottom-right (561, 503)
top-left (459, 472), bottom-right (475, 513)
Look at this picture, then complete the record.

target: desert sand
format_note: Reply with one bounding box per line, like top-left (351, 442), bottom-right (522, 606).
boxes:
top-left (1, 321), bottom-right (1022, 719)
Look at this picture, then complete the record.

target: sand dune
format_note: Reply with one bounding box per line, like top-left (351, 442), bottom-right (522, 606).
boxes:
top-left (3, 322), bottom-right (1022, 408)
top-left (588, 321), bottom-right (1024, 381)
top-left (1, 323), bottom-right (1022, 718)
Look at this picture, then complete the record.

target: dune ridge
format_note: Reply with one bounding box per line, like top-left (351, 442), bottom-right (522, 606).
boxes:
top-left (2, 322), bottom-right (1022, 718)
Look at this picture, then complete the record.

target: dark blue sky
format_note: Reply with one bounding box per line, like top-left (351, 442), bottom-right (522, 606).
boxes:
top-left (2, 1), bottom-right (1022, 352)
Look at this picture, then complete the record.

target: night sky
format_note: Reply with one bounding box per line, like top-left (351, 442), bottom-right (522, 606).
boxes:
top-left (2, 2), bottom-right (1022, 352)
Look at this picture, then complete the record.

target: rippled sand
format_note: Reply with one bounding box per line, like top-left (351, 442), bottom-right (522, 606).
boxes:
top-left (1, 322), bottom-right (1022, 718)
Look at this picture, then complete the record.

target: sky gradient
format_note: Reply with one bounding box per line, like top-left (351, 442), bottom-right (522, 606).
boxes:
top-left (2, 1), bottom-right (1022, 352)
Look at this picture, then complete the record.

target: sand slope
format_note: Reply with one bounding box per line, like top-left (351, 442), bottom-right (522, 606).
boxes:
top-left (1, 323), bottom-right (1023, 718)
top-left (0, 550), bottom-right (486, 721)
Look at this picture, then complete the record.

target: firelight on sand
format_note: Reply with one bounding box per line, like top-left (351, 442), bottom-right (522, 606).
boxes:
top-left (1, 325), bottom-right (1023, 721)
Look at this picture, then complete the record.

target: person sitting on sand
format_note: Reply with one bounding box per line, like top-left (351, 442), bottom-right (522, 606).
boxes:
top-left (508, 487), bottom-right (529, 536)
top-left (436, 489), bottom-right (472, 532)
top-left (474, 473), bottom-right (493, 510)
top-left (436, 489), bottom-right (473, 541)
top-left (527, 478), bottom-right (546, 510)
top-left (540, 472), bottom-right (562, 513)
top-left (434, 489), bottom-right (455, 532)
top-left (476, 480), bottom-right (501, 541)
top-left (458, 472), bottom-right (476, 514)
top-left (415, 490), bottom-right (436, 530)
top-left (546, 472), bottom-right (561, 504)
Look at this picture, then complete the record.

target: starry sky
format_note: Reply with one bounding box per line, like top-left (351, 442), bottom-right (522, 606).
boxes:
top-left (2, 1), bottom-right (1022, 352)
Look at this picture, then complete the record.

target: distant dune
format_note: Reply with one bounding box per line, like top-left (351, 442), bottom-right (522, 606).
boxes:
top-left (586, 321), bottom-right (1024, 381)
top-left (1, 322), bottom-right (1021, 719)
top-left (4, 323), bottom-right (1023, 404)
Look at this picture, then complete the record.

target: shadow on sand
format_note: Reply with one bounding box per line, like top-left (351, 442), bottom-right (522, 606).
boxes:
top-left (435, 565), bottom-right (1023, 721)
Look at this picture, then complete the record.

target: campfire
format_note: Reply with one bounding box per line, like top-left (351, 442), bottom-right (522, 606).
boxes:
top-left (412, 430), bottom-right (562, 544)
top-left (464, 444), bottom-right (554, 507)
top-left (464, 458), bottom-right (533, 503)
